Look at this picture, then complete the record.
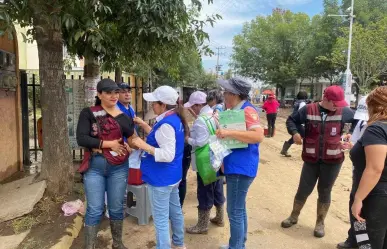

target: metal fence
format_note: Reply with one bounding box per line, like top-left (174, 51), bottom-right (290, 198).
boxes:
top-left (20, 70), bottom-right (151, 166)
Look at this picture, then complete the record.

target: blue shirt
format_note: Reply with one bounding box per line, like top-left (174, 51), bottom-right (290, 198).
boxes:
top-left (117, 102), bottom-right (138, 138)
top-left (117, 102), bottom-right (136, 119)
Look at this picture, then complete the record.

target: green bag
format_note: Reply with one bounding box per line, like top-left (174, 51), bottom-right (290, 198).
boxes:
top-left (195, 115), bottom-right (218, 186)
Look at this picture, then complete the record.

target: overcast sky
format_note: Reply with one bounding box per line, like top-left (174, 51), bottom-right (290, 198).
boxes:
top-left (192, 0), bottom-right (324, 74)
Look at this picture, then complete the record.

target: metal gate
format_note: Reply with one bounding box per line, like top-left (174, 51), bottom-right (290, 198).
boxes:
top-left (20, 70), bottom-right (151, 166)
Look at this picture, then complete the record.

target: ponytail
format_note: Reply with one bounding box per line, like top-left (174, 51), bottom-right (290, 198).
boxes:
top-left (95, 96), bottom-right (102, 106)
top-left (165, 102), bottom-right (189, 137)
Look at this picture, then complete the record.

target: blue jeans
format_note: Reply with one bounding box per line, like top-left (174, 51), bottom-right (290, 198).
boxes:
top-left (147, 184), bottom-right (185, 249)
top-left (84, 154), bottom-right (128, 226)
top-left (226, 174), bottom-right (255, 249)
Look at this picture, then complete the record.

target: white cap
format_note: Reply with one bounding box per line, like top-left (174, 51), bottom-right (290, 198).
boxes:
top-left (184, 91), bottom-right (207, 108)
top-left (143, 86), bottom-right (179, 105)
top-left (354, 95), bottom-right (369, 121)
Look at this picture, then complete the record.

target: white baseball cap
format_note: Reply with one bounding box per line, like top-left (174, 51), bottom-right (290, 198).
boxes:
top-left (184, 91), bottom-right (207, 108)
top-left (354, 95), bottom-right (369, 121)
top-left (143, 86), bottom-right (179, 105)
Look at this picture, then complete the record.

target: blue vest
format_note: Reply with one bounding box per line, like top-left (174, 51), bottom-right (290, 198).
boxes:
top-left (223, 101), bottom-right (260, 177)
top-left (141, 113), bottom-right (185, 187)
top-left (117, 102), bottom-right (138, 136)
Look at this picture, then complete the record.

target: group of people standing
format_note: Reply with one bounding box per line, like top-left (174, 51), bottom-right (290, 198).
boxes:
top-left (76, 76), bottom-right (386, 249)
top-left (77, 77), bottom-right (264, 249)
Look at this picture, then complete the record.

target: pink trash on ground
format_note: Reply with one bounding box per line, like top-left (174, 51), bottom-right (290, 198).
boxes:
top-left (62, 199), bottom-right (85, 216)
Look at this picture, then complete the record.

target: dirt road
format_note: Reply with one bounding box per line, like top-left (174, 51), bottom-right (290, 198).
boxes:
top-left (96, 114), bottom-right (354, 249)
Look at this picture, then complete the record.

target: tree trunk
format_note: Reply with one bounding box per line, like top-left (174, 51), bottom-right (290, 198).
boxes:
top-left (280, 86), bottom-right (286, 107)
top-left (84, 56), bottom-right (100, 106)
top-left (36, 26), bottom-right (73, 195)
top-left (275, 83), bottom-right (279, 97)
top-left (115, 67), bottom-right (122, 83)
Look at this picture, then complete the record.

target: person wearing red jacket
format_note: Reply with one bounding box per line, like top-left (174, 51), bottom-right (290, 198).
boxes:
top-left (262, 94), bottom-right (280, 137)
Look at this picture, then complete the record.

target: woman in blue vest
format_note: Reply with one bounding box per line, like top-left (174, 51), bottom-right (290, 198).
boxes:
top-left (215, 77), bottom-right (265, 249)
top-left (130, 86), bottom-right (188, 249)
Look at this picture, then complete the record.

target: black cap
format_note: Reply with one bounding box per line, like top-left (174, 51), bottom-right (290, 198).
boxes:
top-left (118, 82), bottom-right (131, 90)
top-left (97, 79), bottom-right (120, 92)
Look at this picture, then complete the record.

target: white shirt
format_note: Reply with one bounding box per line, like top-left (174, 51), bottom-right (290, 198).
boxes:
top-left (351, 120), bottom-right (367, 144)
top-left (188, 105), bottom-right (216, 171)
top-left (153, 110), bottom-right (176, 163)
top-left (299, 101), bottom-right (306, 110)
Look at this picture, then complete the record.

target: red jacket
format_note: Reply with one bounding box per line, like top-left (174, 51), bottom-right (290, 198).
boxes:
top-left (262, 99), bottom-right (280, 114)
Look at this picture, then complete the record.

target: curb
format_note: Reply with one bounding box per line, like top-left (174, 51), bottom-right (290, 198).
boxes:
top-left (50, 215), bottom-right (83, 249)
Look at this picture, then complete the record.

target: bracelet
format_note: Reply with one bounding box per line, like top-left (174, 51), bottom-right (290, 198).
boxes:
top-left (99, 140), bottom-right (103, 149)
top-left (147, 146), bottom-right (153, 154)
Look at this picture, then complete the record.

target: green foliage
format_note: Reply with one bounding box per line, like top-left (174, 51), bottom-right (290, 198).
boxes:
top-left (61, 0), bottom-right (219, 75)
top-left (231, 9), bottom-right (312, 97)
top-left (332, 17), bottom-right (387, 90)
top-left (151, 47), bottom-right (216, 90)
top-left (341, 0), bottom-right (387, 25)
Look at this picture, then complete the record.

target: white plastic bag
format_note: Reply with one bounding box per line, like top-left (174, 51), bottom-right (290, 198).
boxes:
top-left (208, 135), bottom-right (232, 172)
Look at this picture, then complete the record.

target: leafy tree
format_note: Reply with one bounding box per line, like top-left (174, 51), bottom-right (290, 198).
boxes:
top-left (0, 0), bottom-right (216, 195)
top-left (341, 0), bottom-right (387, 26)
top-left (1, 0), bottom-right (76, 194)
top-left (332, 18), bottom-right (387, 94)
top-left (63, 0), bottom-right (218, 105)
top-left (231, 9), bottom-right (311, 102)
top-left (223, 69), bottom-right (233, 79)
top-left (151, 47), bottom-right (217, 91)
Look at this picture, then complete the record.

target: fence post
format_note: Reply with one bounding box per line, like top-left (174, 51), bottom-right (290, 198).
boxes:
top-left (20, 70), bottom-right (31, 166)
top-left (32, 74), bottom-right (38, 161)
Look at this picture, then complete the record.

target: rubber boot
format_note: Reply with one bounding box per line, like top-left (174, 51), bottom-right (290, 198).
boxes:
top-left (84, 225), bottom-right (99, 249)
top-left (337, 239), bottom-right (359, 249)
top-left (314, 201), bottom-right (330, 238)
top-left (210, 205), bottom-right (225, 227)
top-left (110, 220), bottom-right (128, 249)
top-left (186, 209), bottom-right (210, 234)
top-left (280, 141), bottom-right (292, 157)
top-left (281, 199), bottom-right (306, 228)
top-left (266, 126), bottom-right (272, 138)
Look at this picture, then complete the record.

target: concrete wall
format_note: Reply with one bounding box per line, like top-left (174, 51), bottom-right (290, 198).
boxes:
top-left (0, 90), bottom-right (21, 181)
top-left (0, 28), bottom-right (22, 182)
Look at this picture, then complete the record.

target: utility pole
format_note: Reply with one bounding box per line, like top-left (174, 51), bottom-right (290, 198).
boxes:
top-left (328, 0), bottom-right (355, 106)
top-left (215, 46), bottom-right (226, 78)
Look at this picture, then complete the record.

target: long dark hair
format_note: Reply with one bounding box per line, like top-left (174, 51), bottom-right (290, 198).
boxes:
top-left (163, 101), bottom-right (189, 137)
top-left (95, 95), bottom-right (102, 106)
top-left (296, 91), bottom-right (308, 100)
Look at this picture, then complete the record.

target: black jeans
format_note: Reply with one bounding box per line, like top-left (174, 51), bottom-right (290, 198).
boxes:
top-left (362, 194), bottom-right (387, 249)
top-left (266, 113), bottom-right (277, 136)
top-left (197, 173), bottom-right (225, 210)
top-left (295, 161), bottom-right (342, 203)
top-left (179, 144), bottom-right (192, 207)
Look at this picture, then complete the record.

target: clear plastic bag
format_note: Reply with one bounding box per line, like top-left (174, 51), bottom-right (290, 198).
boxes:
top-left (208, 135), bottom-right (232, 172)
